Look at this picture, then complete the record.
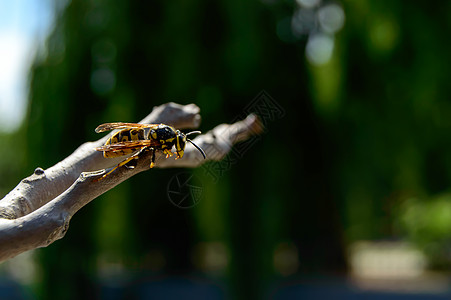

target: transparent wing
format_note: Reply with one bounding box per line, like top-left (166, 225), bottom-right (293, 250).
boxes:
top-left (95, 140), bottom-right (160, 153)
top-left (95, 122), bottom-right (159, 133)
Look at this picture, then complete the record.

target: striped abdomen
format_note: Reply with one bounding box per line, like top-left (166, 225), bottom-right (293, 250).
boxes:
top-left (104, 128), bottom-right (146, 158)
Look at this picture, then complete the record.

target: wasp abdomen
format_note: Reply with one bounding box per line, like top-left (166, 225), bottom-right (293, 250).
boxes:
top-left (104, 128), bottom-right (146, 158)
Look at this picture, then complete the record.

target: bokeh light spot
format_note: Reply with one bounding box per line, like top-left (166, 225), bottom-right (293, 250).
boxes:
top-left (318, 4), bottom-right (345, 34)
top-left (306, 33), bottom-right (335, 65)
top-left (369, 17), bottom-right (399, 54)
top-left (291, 8), bottom-right (317, 38)
top-left (90, 67), bottom-right (116, 95)
top-left (296, 0), bottom-right (321, 9)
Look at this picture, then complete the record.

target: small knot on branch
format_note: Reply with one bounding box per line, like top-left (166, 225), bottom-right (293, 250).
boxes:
top-left (34, 167), bottom-right (45, 176)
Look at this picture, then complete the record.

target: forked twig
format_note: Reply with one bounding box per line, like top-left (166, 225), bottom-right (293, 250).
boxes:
top-left (0, 102), bottom-right (263, 262)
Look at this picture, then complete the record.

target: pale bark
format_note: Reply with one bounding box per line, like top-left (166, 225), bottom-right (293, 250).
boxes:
top-left (0, 102), bottom-right (262, 262)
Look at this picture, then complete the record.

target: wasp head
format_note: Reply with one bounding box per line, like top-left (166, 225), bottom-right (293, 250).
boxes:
top-left (175, 130), bottom-right (187, 159)
top-left (175, 130), bottom-right (206, 160)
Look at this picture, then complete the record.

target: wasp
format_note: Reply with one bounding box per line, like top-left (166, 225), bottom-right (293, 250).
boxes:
top-left (94, 122), bottom-right (206, 180)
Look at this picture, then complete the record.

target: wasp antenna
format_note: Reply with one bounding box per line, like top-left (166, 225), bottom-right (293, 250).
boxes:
top-left (188, 139), bottom-right (206, 159)
top-left (185, 131), bottom-right (201, 137)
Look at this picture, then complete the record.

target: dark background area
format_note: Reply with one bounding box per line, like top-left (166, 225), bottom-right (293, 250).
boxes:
top-left (1, 0), bottom-right (451, 299)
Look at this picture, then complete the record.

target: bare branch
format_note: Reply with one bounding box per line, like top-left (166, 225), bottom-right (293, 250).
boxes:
top-left (156, 113), bottom-right (263, 167)
top-left (0, 103), bottom-right (263, 262)
top-left (0, 102), bottom-right (201, 220)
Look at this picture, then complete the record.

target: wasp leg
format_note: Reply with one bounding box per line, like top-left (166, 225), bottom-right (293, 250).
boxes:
top-left (95, 148), bottom-right (147, 182)
top-left (150, 148), bottom-right (156, 168)
top-left (163, 148), bottom-right (173, 158)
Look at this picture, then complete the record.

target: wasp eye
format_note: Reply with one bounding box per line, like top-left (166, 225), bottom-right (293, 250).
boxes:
top-left (176, 134), bottom-right (186, 157)
top-left (178, 139), bottom-right (186, 151)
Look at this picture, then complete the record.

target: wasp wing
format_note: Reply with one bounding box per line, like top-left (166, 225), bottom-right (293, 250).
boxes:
top-left (95, 122), bottom-right (160, 133)
top-left (96, 140), bottom-right (161, 153)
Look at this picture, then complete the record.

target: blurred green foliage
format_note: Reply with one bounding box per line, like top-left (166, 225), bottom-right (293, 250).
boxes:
top-left (0, 0), bottom-right (450, 299)
top-left (398, 195), bottom-right (451, 269)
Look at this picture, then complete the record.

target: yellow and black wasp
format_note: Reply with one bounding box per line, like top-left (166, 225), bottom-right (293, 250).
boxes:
top-left (94, 122), bottom-right (206, 180)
